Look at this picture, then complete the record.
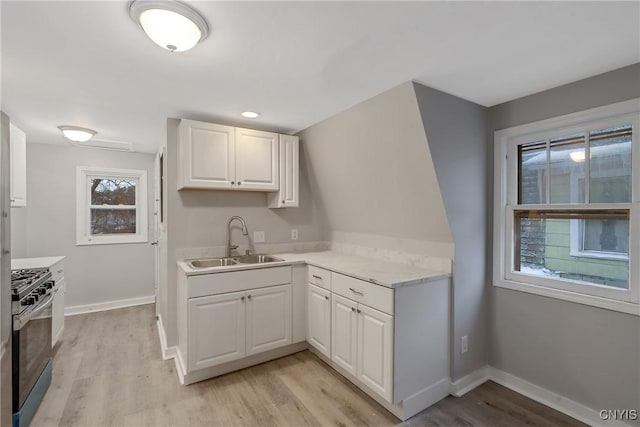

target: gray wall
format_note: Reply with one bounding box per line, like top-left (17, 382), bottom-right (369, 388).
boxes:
top-left (161, 119), bottom-right (327, 347)
top-left (297, 81), bottom-right (454, 258)
top-left (413, 82), bottom-right (488, 381)
top-left (488, 63), bottom-right (640, 416)
top-left (10, 143), bottom-right (156, 308)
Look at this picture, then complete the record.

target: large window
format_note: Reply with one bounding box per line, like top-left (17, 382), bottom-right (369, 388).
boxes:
top-left (494, 99), bottom-right (640, 314)
top-left (76, 167), bottom-right (148, 245)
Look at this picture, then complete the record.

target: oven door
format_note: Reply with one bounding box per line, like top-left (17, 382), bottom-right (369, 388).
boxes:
top-left (12, 294), bottom-right (53, 412)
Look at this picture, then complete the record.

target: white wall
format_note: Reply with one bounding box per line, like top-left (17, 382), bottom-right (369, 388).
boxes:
top-left (11, 143), bottom-right (155, 309)
top-left (297, 81), bottom-right (454, 258)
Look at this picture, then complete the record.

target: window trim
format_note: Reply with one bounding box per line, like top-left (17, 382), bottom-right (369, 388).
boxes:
top-left (76, 166), bottom-right (148, 246)
top-left (493, 98), bottom-right (640, 316)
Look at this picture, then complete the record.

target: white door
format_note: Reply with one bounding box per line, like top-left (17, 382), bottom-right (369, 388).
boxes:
top-left (188, 291), bottom-right (246, 371)
top-left (279, 135), bottom-right (298, 206)
top-left (331, 294), bottom-right (357, 376)
top-left (246, 284), bottom-right (292, 355)
top-left (9, 124), bottom-right (26, 207)
top-left (307, 283), bottom-right (331, 357)
top-left (234, 128), bottom-right (278, 191)
top-left (178, 120), bottom-right (235, 189)
top-left (357, 304), bottom-right (393, 402)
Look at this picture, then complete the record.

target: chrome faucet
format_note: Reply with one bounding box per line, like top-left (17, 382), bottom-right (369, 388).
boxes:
top-left (226, 216), bottom-right (249, 257)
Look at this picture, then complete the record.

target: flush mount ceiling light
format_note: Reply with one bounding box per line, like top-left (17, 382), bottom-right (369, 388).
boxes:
top-left (129, 0), bottom-right (209, 52)
top-left (58, 126), bottom-right (97, 142)
top-left (241, 111), bottom-right (261, 119)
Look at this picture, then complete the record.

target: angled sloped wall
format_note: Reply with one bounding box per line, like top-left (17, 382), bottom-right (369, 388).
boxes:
top-left (297, 81), bottom-right (454, 258)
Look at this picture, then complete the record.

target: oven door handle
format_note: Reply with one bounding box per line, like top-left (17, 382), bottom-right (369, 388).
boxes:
top-left (13, 294), bottom-right (53, 331)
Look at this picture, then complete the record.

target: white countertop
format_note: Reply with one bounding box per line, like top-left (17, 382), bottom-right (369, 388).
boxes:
top-left (178, 250), bottom-right (449, 288)
top-left (12, 256), bottom-right (65, 270)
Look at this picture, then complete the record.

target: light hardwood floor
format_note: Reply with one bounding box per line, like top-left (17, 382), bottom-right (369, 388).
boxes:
top-left (31, 304), bottom-right (585, 427)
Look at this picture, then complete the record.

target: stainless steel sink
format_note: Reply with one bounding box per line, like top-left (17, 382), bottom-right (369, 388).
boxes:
top-left (189, 258), bottom-right (238, 269)
top-left (233, 254), bottom-right (284, 264)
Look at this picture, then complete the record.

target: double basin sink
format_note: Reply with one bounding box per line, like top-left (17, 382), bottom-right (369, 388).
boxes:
top-left (189, 254), bottom-right (284, 269)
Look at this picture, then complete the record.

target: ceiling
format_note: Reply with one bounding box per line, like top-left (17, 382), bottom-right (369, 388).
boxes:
top-left (2, 1), bottom-right (638, 153)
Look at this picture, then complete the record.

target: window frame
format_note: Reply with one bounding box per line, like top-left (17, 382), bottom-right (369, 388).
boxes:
top-left (494, 98), bottom-right (640, 315)
top-left (76, 166), bottom-right (148, 246)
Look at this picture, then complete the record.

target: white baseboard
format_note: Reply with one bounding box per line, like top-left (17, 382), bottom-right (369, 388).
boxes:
top-left (156, 315), bottom-right (176, 361)
top-left (449, 365), bottom-right (491, 397)
top-left (64, 295), bottom-right (155, 316)
top-left (448, 366), bottom-right (629, 427)
top-left (488, 367), bottom-right (629, 427)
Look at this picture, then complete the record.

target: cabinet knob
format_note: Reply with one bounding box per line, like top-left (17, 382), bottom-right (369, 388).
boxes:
top-left (231, 181), bottom-right (235, 185)
top-left (351, 307), bottom-right (356, 312)
top-left (357, 309), bottom-right (361, 314)
top-left (238, 181), bottom-right (242, 186)
top-left (282, 200), bottom-right (285, 204)
top-left (247, 294), bottom-right (251, 300)
top-left (241, 296), bottom-right (245, 301)
top-left (325, 296), bottom-right (329, 300)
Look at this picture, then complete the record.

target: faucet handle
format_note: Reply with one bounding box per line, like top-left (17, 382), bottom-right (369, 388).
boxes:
top-left (245, 249), bottom-right (251, 256)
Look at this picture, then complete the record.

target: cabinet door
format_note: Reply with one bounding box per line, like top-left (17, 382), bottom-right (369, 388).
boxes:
top-left (9, 123), bottom-right (26, 207)
top-left (331, 294), bottom-right (357, 376)
top-left (178, 120), bottom-right (235, 190)
top-left (235, 128), bottom-right (278, 191)
top-left (357, 304), bottom-right (393, 402)
top-left (188, 291), bottom-right (246, 371)
top-left (307, 283), bottom-right (331, 357)
top-left (52, 279), bottom-right (65, 348)
top-left (268, 135), bottom-right (299, 208)
top-left (246, 284), bottom-right (292, 356)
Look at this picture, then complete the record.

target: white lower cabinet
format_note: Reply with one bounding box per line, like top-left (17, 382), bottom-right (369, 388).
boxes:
top-left (246, 284), bottom-right (292, 355)
top-left (331, 294), bottom-right (357, 376)
top-left (357, 303), bottom-right (393, 402)
top-left (186, 283), bottom-right (292, 373)
top-left (188, 291), bottom-right (246, 371)
top-left (307, 283), bottom-right (331, 357)
top-left (330, 293), bottom-right (393, 401)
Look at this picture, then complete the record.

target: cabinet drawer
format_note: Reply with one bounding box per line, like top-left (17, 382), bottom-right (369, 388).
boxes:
top-left (51, 260), bottom-right (64, 283)
top-left (188, 266), bottom-right (291, 298)
top-left (331, 273), bottom-right (393, 315)
top-left (308, 266), bottom-right (331, 289)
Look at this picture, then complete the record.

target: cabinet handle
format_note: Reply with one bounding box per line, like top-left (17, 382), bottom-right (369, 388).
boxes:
top-left (349, 287), bottom-right (364, 296)
top-left (231, 181), bottom-right (235, 185)
top-left (312, 275), bottom-right (322, 280)
top-left (351, 307), bottom-right (356, 312)
top-left (281, 200), bottom-right (285, 204)
top-left (57, 269), bottom-right (63, 274)
top-left (241, 296), bottom-right (245, 301)
top-left (237, 181), bottom-right (242, 186)
top-left (357, 309), bottom-right (361, 314)
top-left (247, 294), bottom-right (251, 300)
top-left (325, 295), bottom-right (329, 300)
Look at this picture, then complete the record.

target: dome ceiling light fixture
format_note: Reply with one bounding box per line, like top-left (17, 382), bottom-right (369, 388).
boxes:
top-left (241, 111), bottom-right (261, 119)
top-left (129, 0), bottom-right (209, 53)
top-left (58, 125), bottom-right (97, 142)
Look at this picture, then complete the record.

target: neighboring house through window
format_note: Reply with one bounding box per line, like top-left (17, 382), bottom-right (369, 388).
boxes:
top-left (76, 166), bottom-right (148, 245)
top-left (494, 99), bottom-right (640, 314)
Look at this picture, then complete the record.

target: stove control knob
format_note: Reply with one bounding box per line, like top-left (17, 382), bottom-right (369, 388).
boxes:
top-left (37, 287), bottom-right (46, 295)
top-left (21, 297), bottom-right (35, 306)
top-left (44, 282), bottom-right (53, 290)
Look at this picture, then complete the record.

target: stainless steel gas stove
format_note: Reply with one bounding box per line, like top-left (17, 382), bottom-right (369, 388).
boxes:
top-left (11, 267), bottom-right (54, 427)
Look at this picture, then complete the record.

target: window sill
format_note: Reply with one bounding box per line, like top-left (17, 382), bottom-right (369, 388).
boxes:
top-left (494, 278), bottom-right (640, 316)
top-left (568, 250), bottom-right (629, 261)
top-left (76, 235), bottom-right (148, 246)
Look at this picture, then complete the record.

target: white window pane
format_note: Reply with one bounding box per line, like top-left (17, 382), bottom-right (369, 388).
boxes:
top-left (589, 125), bottom-right (632, 203)
top-left (91, 178), bottom-right (136, 206)
top-left (91, 209), bottom-right (137, 235)
top-left (514, 210), bottom-right (629, 290)
top-left (518, 141), bottom-right (547, 204)
top-left (549, 133), bottom-right (585, 203)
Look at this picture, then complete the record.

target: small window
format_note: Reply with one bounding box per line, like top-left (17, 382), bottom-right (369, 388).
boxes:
top-left (76, 167), bottom-right (148, 245)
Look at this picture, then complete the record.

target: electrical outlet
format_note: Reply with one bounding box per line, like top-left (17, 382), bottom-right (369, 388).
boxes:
top-left (461, 336), bottom-right (468, 354)
top-left (291, 229), bottom-right (298, 241)
top-left (253, 231), bottom-right (265, 243)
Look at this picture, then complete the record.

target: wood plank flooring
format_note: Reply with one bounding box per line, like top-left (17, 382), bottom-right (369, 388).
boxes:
top-left (31, 304), bottom-right (585, 427)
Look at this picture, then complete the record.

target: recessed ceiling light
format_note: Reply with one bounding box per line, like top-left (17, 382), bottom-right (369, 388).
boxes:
top-left (129, 0), bottom-right (209, 53)
top-left (58, 126), bottom-right (97, 142)
top-left (241, 111), bottom-right (260, 119)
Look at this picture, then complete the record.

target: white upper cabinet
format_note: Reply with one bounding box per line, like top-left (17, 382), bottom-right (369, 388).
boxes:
top-left (177, 119), bottom-right (280, 192)
top-left (234, 127), bottom-right (278, 191)
top-left (268, 135), bottom-right (299, 208)
top-left (9, 123), bottom-right (26, 207)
